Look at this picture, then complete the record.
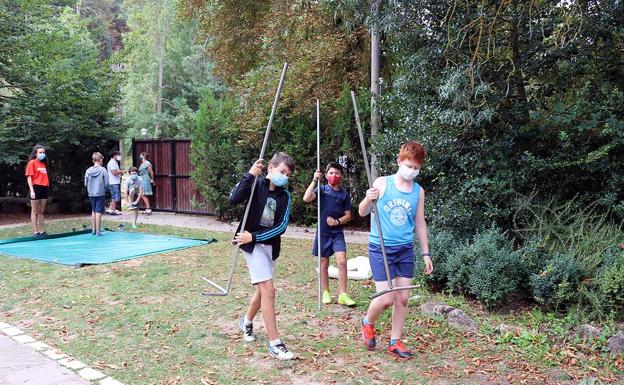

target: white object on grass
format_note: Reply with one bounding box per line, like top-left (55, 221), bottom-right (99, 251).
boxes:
top-left (323, 256), bottom-right (372, 281)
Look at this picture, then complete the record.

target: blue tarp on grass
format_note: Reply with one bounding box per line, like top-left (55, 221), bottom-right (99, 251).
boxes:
top-left (0, 230), bottom-right (215, 267)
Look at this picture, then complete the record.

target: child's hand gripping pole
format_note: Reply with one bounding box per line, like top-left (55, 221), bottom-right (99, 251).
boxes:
top-left (202, 62), bottom-right (288, 296)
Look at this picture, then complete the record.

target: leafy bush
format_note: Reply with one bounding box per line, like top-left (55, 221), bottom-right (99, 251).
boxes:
top-left (446, 225), bottom-right (524, 307)
top-left (530, 253), bottom-right (581, 309)
top-left (414, 226), bottom-right (457, 288)
top-left (594, 249), bottom-right (624, 316)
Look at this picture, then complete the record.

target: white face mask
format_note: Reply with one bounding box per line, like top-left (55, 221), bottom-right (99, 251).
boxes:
top-left (398, 164), bottom-right (420, 180)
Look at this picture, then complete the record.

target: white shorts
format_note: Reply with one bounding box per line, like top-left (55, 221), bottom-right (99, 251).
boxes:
top-left (243, 244), bottom-right (275, 284)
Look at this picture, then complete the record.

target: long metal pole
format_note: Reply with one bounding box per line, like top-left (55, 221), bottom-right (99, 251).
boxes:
top-left (316, 99), bottom-right (322, 311)
top-left (203, 63), bottom-right (288, 296)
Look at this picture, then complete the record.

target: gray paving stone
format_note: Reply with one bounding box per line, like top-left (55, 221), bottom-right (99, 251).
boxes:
top-left (12, 334), bottom-right (36, 344)
top-left (78, 367), bottom-right (106, 381)
top-left (42, 348), bottom-right (68, 360)
top-left (0, 327), bottom-right (23, 337)
top-left (27, 340), bottom-right (51, 351)
top-left (100, 377), bottom-right (126, 385)
top-left (0, 335), bottom-right (90, 385)
top-left (57, 358), bottom-right (87, 370)
top-left (0, 322), bottom-right (12, 329)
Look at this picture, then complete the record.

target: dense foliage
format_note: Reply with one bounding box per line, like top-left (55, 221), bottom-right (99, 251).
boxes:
top-left (0, 0), bottom-right (121, 210)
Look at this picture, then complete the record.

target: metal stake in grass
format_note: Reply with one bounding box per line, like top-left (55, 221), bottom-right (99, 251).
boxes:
top-left (316, 99), bottom-right (322, 311)
top-left (350, 90), bottom-right (419, 300)
top-left (202, 62), bottom-right (288, 296)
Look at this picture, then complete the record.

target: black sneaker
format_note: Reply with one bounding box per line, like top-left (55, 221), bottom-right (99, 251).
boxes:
top-left (238, 317), bottom-right (255, 342)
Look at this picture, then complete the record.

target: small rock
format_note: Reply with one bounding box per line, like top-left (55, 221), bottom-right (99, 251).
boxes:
top-left (578, 324), bottom-right (601, 341)
top-left (608, 331), bottom-right (624, 354)
top-left (419, 301), bottom-right (455, 317)
top-left (495, 324), bottom-right (524, 336)
top-left (447, 308), bottom-right (478, 333)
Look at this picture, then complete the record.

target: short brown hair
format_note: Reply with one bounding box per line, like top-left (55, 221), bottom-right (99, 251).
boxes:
top-left (399, 141), bottom-right (425, 164)
top-left (129, 166), bottom-right (138, 173)
top-left (325, 161), bottom-right (343, 174)
top-left (92, 152), bottom-right (103, 162)
top-left (140, 152), bottom-right (149, 160)
top-left (268, 152), bottom-right (295, 173)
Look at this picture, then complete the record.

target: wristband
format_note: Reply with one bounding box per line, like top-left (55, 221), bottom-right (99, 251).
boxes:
top-left (421, 252), bottom-right (431, 257)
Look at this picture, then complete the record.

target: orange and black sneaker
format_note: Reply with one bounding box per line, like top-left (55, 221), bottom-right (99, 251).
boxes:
top-left (387, 340), bottom-right (413, 360)
top-left (361, 319), bottom-right (376, 350)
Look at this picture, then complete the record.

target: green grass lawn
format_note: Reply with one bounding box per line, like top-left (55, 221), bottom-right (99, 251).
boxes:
top-left (0, 219), bottom-right (622, 385)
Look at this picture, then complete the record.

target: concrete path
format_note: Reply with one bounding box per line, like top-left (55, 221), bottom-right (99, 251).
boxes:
top-left (0, 212), bottom-right (370, 244)
top-left (0, 335), bottom-right (90, 385)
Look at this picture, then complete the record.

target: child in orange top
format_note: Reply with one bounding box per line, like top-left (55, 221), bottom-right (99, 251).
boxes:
top-left (25, 145), bottom-right (50, 236)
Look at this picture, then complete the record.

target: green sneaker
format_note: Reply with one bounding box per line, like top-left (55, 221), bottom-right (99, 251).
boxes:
top-left (322, 290), bottom-right (332, 304)
top-left (338, 293), bottom-right (357, 307)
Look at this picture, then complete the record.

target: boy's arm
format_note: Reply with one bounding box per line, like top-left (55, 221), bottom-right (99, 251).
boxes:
top-left (252, 190), bottom-right (291, 243)
top-left (358, 177), bottom-right (385, 217)
top-left (302, 170), bottom-right (322, 203)
top-left (415, 187), bottom-right (433, 274)
top-left (229, 173), bottom-right (255, 204)
top-left (229, 159), bottom-right (265, 205)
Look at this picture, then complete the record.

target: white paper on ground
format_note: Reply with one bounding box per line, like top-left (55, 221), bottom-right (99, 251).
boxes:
top-left (321, 255), bottom-right (372, 280)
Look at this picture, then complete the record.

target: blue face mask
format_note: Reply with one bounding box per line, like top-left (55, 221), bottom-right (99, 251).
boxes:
top-left (271, 173), bottom-right (289, 187)
top-left (37, 153), bottom-right (46, 161)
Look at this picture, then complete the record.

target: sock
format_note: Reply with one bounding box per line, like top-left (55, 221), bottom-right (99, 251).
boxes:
top-left (269, 338), bottom-right (282, 347)
top-left (362, 317), bottom-right (371, 326)
top-left (389, 338), bottom-right (399, 346)
top-left (243, 316), bottom-right (252, 326)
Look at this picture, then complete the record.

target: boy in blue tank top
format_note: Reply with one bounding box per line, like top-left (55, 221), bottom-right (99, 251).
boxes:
top-left (358, 141), bottom-right (434, 360)
top-left (303, 162), bottom-right (356, 306)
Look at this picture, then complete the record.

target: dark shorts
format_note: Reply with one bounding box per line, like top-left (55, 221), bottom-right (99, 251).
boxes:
top-left (32, 185), bottom-right (48, 200)
top-left (90, 196), bottom-right (106, 214)
top-left (313, 232), bottom-right (347, 257)
top-left (109, 184), bottom-right (121, 201)
top-left (368, 243), bottom-right (415, 281)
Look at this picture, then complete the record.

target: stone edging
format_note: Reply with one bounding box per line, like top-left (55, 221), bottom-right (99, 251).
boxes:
top-left (0, 322), bottom-right (126, 385)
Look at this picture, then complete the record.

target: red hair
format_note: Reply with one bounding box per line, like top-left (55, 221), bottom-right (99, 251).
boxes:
top-left (399, 141), bottom-right (425, 164)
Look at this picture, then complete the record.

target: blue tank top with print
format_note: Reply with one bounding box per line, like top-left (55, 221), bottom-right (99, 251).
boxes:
top-left (369, 175), bottom-right (420, 247)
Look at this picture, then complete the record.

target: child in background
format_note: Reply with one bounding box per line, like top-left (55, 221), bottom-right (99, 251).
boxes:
top-left (125, 167), bottom-right (143, 228)
top-left (303, 162), bottom-right (355, 306)
top-left (85, 152), bottom-right (109, 236)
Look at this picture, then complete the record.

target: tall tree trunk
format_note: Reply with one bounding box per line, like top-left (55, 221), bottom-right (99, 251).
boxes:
top-left (154, 0), bottom-right (168, 138)
top-left (510, 1), bottom-right (529, 124)
top-left (370, 0), bottom-right (381, 180)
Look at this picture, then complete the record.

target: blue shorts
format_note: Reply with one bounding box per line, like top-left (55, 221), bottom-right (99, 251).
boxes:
top-left (368, 243), bottom-right (414, 281)
top-left (313, 232), bottom-right (346, 258)
top-left (90, 196), bottom-right (106, 214)
top-left (109, 184), bottom-right (121, 201)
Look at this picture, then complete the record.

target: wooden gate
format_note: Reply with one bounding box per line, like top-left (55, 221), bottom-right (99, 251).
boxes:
top-left (131, 138), bottom-right (214, 215)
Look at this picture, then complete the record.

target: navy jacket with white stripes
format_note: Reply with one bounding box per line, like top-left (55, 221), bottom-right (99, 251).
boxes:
top-left (229, 172), bottom-right (291, 260)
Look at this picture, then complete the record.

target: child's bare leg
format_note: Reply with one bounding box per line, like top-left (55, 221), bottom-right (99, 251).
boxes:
top-left (365, 281), bottom-right (395, 323)
top-left (257, 280), bottom-right (278, 340)
top-left (320, 257), bottom-right (330, 291)
top-left (95, 212), bottom-right (102, 234)
top-left (133, 209), bottom-right (139, 226)
top-left (390, 277), bottom-right (411, 340)
top-left (31, 200), bottom-right (39, 234)
top-left (91, 211), bottom-right (96, 232)
top-left (335, 251), bottom-right (348, 294)
top-left (142, 195), bottom-right (150, 209)
top-left (38, 199), bottom-right (46, 233)
top-left (246, 285), bottom-right (261, 321)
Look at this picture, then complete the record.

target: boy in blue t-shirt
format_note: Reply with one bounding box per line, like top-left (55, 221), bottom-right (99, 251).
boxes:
top-left (303, 162), bottom-right (355, 306)
top-left (358, 141), bottom-right (434, 360)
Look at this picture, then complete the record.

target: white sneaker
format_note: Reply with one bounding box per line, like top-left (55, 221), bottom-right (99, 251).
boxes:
top-left (239, 317), bottom-right (255, 342)
top-left (268, 342), bottom-right (295, 360)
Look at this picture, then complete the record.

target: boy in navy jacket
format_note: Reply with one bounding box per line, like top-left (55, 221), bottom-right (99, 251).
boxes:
top-left (230, 152), bottom-right (296, 360)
